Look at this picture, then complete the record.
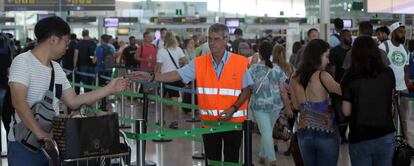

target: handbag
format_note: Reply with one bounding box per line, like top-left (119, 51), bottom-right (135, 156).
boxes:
top-left (393, 91), bottom-right (414, 166)
top-left (273, 109), bottom-right (292, 141)
top-left (13, 62), bottom-right (61, 152)
top-left (52, 112), bottom-right (121, 159)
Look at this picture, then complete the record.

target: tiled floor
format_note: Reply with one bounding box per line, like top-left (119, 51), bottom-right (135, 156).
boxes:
top-left (0, 98), bottom-right (414, 166)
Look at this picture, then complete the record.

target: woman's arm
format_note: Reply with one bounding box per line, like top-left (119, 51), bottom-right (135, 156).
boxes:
top-left (321, 71), bottom-right (341, 95)
top-left (289, 75), bottom-right (304, 110)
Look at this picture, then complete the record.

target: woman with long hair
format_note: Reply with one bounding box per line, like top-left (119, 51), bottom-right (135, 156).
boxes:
top-left (155, 31), bottom-right (188, 129)
top-left (290, 39), bottom-right (341, 166)
top-left (273, 45), bottom-right (293, 77)
top-left (183, 38), bottom-right (196, 61)
top-left (249, 41), bottom-right (290, 166)
top-left (341, 36), bottom-right (395, 166)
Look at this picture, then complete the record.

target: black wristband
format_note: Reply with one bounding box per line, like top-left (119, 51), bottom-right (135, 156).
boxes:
top-left (149, 73), bottom-right (155, 82)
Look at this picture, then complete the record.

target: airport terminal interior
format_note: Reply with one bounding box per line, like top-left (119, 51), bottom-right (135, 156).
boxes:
top-left (1, 0), bottom-right (414, 166)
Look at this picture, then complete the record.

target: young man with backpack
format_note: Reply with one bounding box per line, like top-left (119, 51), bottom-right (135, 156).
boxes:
top-left (329, 18), bottom-right (344, 48)
top-left (7, 16), bottom-right (129, 166)
top-left (376, 26), bottom-right (390, 44)
top-left (94, 34), bottom-right (115, 77)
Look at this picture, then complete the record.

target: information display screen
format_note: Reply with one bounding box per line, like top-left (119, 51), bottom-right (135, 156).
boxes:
top-left (104, 18), bottom-right (119, 27)
top-left (225, 19), bottom-right (240, 27)
top-left (343, 19), bottom-right (352, 28)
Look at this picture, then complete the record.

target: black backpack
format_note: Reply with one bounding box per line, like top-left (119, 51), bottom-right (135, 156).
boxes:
top-left (100, 45), bottom-right (114, 72)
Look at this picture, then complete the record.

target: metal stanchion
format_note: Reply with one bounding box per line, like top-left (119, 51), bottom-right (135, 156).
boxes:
top-left (131, 92), bottom-right (156, 166)
top-left (186, 81), bottom-right (201, 123)
top-left (243, 120), bottom-right (253, 166)
top-left (136, 119), bottom-right (145, 166)
top-left (132, 119), bottom-right (156, 166)
top-left (191, 127), bottom-right (205, 159)
top-left (120, 93), bottom-right (131, 128)
top-left (95, 73), bottom-right (99, 109)
top-left (152, 83), bottom-right (172, 142)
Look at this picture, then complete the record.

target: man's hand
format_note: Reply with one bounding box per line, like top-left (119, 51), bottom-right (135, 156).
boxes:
top-left (219, 107), bottom-right (236, 121)
top-left (40, 136), bottom-right (56, 151)
top-left (107, 77), bottom-right (130, 94)
top-left (127, 71), bottom-right (152, 81)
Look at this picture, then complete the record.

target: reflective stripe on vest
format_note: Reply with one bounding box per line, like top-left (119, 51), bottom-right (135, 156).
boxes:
top-left (197, 87), bottom-right (241, 96)
top-left (200, 109), bottom-right (247, 117)
top-left (197, 87), bottom-right (218, 95)
top-left (219, 88), bottom-right (241, 96)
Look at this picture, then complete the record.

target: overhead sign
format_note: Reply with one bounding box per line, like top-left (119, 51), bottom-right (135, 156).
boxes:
top-left (0, 17), bottom-right (15, 23)
top-left (255, 18), bottom-right (306, 24)
top-left (150, 17), bottom-right (207, 24)
top-left (5, 0), bottom-right (115, 11)
top-left (66, 16), bottom-right (97, 23)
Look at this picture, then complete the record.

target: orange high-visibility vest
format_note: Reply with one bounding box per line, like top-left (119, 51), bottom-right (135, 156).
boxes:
top-left (195, 53), bottom-right (249, 123)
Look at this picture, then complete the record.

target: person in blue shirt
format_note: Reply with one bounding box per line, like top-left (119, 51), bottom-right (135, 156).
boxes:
top-left (329, 18), bottom-right (344, 48)
top-left (408, 39), bottom-right (414, 81)
top-left (94, 34), bottom-right (115, 75)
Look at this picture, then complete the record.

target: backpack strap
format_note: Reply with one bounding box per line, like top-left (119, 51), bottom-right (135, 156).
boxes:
top-left (384, 40), bottom-right (390, 54)
top-left (166, 48), bottom-right (180, 69)
top-left (332, 33), bottom-right (340, 41)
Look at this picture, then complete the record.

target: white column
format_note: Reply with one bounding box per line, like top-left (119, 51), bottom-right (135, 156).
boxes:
top-left (319, 0), bottom-right (330, 41)
top-left (400, 14), bottom-right (406, 24)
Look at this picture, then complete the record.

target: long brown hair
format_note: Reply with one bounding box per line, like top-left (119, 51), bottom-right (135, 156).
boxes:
top-left (164, 31), bottom-right (178, 49)
top-left (294, 39), bottom-right (330, 88)
top-left (272, 45), bottom-right (292, 76)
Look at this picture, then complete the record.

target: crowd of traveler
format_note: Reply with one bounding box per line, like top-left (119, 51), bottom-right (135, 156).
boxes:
top-left (1, 16), bottom-right (414, 166)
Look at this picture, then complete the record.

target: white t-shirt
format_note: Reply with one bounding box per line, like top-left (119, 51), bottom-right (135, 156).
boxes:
top-left (156, 47), bottom-right (185, 73)
top-left (8, 51), bottom-right (71, 141)
top-left (379, 40), bottom-right (409, 91)
top-left (153, 39), bottom-right (165, 50)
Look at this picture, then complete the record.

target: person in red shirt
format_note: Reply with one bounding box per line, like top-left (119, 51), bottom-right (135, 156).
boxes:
top-left (136, 32), bottom-right (157, 71)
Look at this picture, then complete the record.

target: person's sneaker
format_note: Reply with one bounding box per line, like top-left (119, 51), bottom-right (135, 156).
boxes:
top-left (168, 121), bottom-right (178, 129)
top-left (155, 120), bottom-right (166, 126)
top-left (270, 160), bottom-right (277, 166)
top-left (258, 157), bottom-right (265, 164)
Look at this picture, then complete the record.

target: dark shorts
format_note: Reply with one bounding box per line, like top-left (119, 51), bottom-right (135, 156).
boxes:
top-left (163, 81), bottom-right (185, 97)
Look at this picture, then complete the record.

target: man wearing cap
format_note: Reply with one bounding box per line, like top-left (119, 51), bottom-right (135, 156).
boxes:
top-left (379, 22), bottom-right (410, 140)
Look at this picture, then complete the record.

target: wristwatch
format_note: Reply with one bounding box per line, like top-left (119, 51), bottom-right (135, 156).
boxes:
top-left (231, 105), bottom-right (238, 112)
top-left (149, 73), bottom-right (155, 82)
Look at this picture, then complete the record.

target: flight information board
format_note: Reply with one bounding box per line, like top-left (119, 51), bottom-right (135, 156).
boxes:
top-left (5, 0), bottom-right (115, 11)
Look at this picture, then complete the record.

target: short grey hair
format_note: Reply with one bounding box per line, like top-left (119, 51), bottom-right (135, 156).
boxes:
top-left (208, 23), bottom-right (229, 38)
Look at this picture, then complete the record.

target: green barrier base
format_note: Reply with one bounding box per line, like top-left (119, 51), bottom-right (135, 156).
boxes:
top-left (208, 160), bottom-right (243, 166)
